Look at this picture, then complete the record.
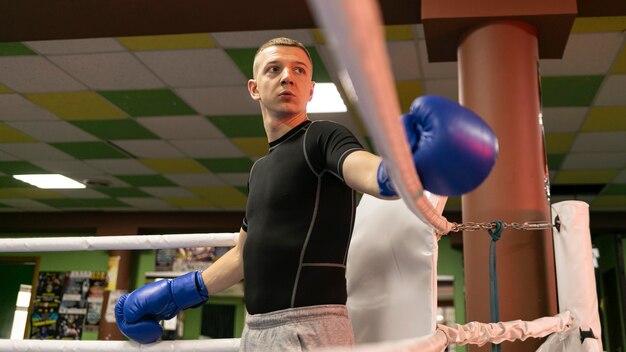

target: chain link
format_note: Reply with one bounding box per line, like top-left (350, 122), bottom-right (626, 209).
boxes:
top-left (449, 221), bottom-right (553, 233)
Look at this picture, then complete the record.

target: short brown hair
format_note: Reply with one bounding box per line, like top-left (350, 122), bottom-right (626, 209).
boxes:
top-left (253, 37), bottom-right (313, 77)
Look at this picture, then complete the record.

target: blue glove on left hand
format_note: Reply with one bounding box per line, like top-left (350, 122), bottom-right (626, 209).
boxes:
top-left (377, 95), bottom-right (498, 197)
top-left (115, 271), bottom-right (209, 344)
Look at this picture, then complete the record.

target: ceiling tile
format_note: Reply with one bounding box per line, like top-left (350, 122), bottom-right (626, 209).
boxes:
top-left (52, 141), bottom-right (129, 159)
top-left (140, 159), bottom-right (207, 174)
top-left (197, 158), bottom-right (254, 173)
top-left (0, 42), bottom-right (37, 56)
top-left (0, 188), bottom-right (62, 199)
top-left (42, 198), bottom-right (129, 208)
top-left (541, 75), bottom-right (604, 107)
top-left (592, 195), bottom-right (626, 209)
top-left (387, 41), bottom-right (420, 80)
top-left (117, 175), bottom-right (174, 186)
top-left (137, 116), bottom-right (225, 139)
top-left (117, 33), bottom-right (216, 51)
top-left (0, 150), bottom-right (17, 161)
top-left (30, 160), bottom-right (106, 177)
top-left (547, 153), bottom-right (566, 169)
top-left (85, 159), bottom-right (156, 175)
top-left (561, 152), bottom-right (626, 169)
top-left (385, 25), bottom-right (414, 41)
top-left (99, 89), bottom-right (196, 117)
top-left (539, 32), bottom-right (623, 75)
top-left (118, 197), bottom-right (176, 210)
top-left (570, 132), bottom-right (626, 152)
top-left (25, 92), bottom-right (127, 120)
top-left (593, 74), bottom-right (626, 106)
top-left (140, 186), bottom-right (196, 198)
top-left (164, 173), bottom-right (226, 187)
top-left (0, 84), bottom-right (12, 93)
top-left (231, 138), bottom-right (268, 158)
top-left (163, 197), bottom-right (215, 209)
top-left (25, 38), bottom-right (126, 54)
top-left (601, 184), bottom-right (626, 195)
top-left (541, 107), bottom-right (587, 133)
top-left (7, 120), bottom-right (98, 142)
top-left (615, 169), bottom-right (626, 183)
top-left (212, 30), bottom-right (315, 48)
top-left (176, 86), bottom-right (260, 115)
top-left (0, 176), bottom-right (31, 188)
top-left (0, 56), bottom-right (85, 92)
top-left (417, 39), bottom-right (457, 79)
top-left (0, 161), bottom-right (46, 174)
top-left (545, 133), bottom-right (575, 154)
top-left (112, 140), bottom-right (184, 158)
top-left (396, 81), bottom-right (424, 111)
top-left (0, 94), bottom-right (59, 121)
top-left (53, 188), bottom-right (108, 199)
top-left (554, 169), bottom-right (618, 184)
top-left (170, 139), bottom-right (246, 158)
top-left (423, 79), bottom-right (458, 101)
top-left (72, 119), bottom-right (158, 140)
top-left (581, 107), bottom-right (626, 132)
top-left (207, 115), bottom-right (265, 138)
top-left (135, 49), bottom-right (247, 87)
top-left (189, 186), bottom-right (247, 208)
top-left (571, 16), bottom-right (626, 33)
top-left (0, 199), bottom-right (58, 211)
top-left (218, 172), bottom-right (250, 186)
top-left (96, 187), bottom-right (150, 198)
top-left (612, 46), bottom-right (626, 74)
top-left (0, 123), bottom-right (36, 142)
top-left (50, 52), bottom-right (164, 90)
top-left (0, 143), bottom-right (74, 161)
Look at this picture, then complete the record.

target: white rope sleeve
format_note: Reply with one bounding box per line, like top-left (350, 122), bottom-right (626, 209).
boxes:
top-left (0, 233), bottom-right (239, 252)
top-left (306, 0), bottom-right (453, 234)
top-left (0, 338), bottom-right (240, 352)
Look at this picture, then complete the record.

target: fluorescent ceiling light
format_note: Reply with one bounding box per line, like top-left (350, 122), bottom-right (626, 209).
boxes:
top-left (307, 83), bottom-right (347, 113)
top-left (13, 174), bottom-right (85, 189)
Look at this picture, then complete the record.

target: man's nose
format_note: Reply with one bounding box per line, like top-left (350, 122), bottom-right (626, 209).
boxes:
top-left (280, 69), bottom-right (294, 85)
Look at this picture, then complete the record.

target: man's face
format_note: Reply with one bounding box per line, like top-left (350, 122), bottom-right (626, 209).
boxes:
top-left (248, 45), bottom-right (315, 118)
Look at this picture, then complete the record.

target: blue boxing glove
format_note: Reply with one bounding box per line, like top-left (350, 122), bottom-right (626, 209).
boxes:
top-left (377, 95), bottom-right (498, 197)
top-left (115, 271), bottom-right (208, 344)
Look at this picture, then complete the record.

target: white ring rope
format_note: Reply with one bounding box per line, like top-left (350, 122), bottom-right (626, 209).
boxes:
top-left (0, 232), bottom-right (239, 252)
top-left (0, 338), bottom-right (240, 352)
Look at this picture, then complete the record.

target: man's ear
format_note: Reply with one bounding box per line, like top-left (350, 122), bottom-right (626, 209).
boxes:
top-left (248, 79), bottom-right (261, 101)
top-left (308, 81), bottom-right (315, 102)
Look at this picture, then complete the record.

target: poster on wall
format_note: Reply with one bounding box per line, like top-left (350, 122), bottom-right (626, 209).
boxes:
top-left (155, 246), bottom-right (232, 272)
top-left (30, 271), bottom-right (107, 340)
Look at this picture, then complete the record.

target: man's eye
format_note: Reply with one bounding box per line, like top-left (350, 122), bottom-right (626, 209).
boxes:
top-left (295, 67), bottom-right (305, 74)
top-left (267, 67), bottom-right (279, 73)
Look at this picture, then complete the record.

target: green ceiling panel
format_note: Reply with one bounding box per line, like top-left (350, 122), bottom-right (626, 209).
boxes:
top-left (0, 176), bottom-right (32, 188)
top-left (38, 199), bottom-right (86, 207)
top-left (96, 187), bottom-right (151, 197)
top-left (547, 153), bottom-right (566, 170)
top-left (225, 46), bottom-right (330, 82)
top-left (99, 89), bottom-right (196, 117)
top-left (206, 115), bottom-right (265, 137)
top-left (540, 76), bottom-right (604, 107)
top-left (236, 186), bottom-right (248, 196)
top-left (117, 175), bottom-right (176, 187)
top-left (197, 158), bottom-right (254, 173)
top-left (39, 198), bottom-right (128, 208)
top-left (601, 184), bottom-right (626, 195)
top-left (72, 120), bottom-right (159, 140)
top-left (51, 142), bottom-right (129, 159)
top-left (0, 42), bottom-right (36, 56)
top-left (0, 161), bottom-right (47, 174)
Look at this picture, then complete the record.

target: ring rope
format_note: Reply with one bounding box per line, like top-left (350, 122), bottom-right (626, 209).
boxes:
top-left (0, 338), bottom-right (240, 352)
top-left (0, 232), bottom-right (239, 252)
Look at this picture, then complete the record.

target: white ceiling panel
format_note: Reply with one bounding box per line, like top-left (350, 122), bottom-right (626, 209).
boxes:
top-left (118, 197), bottom-right (176, 210)
top-left (85, 159), bottom-right (157, 175)
top-left (139, 186), bottom-right (196, 197)
top-left (54, 188), bottom-right (109, 199)
top-left (112, 140), bottom-right (185, 158)
top-left (165, 173), bottom-right (226, 187)
top-left (31, 160), bottom-right (106, 176)
top-left (561, 152), bottom-right (626, 169)
top-left (0, 143), bottom-right (75, 161)
top-left (571, 131), bottom-right (626, 152)
top-left (423, 79), bottom-right (459, 101)
top-left (136, 49), bottom-right (247, 87)
top-left (7, 120), bottom-right (98, 142)
top-left (212, 29), bottom-right (316, 48)
top-left (49, 52), bottom-right (164, 90)
top-left (0, 199), bottom-right (58, 211)
top-left (176, 86), bottom-right (260, 115)
top-left (25, 38), bottom-right (126, 55)
top-left (593, 74), bottom-right (626, 106)
top-left (170, 139), bottom-right (246, 158)
top-left (137, 115), bottom-right (225, 139)
top-left (0, 94), bottom-right (59, 121)
top-left (0, 56), bottom-right (86, 92)
top-left (541, 107), bottom-right (588, 133)
top-left (218, 172), bottom-right (250, 186)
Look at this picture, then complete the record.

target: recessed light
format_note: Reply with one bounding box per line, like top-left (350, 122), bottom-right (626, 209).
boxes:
top-left (13, 174), bottom-right (86, 189)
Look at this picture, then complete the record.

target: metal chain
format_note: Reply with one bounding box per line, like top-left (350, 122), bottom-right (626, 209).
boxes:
top-left (449, 221), bottom-right (553, 233)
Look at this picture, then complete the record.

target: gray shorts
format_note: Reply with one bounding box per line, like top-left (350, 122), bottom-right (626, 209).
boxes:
top-left (240, 305), bottom-right (355, 351)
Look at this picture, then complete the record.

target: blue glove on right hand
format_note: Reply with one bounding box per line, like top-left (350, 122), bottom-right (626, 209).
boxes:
top-left (115, 271), bottom-right (209, 344)
top-left (377, 95), bottom-right (498, 197)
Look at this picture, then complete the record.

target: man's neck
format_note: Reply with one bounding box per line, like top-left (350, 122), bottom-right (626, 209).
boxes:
top-left (262, 111), bottom-right (308, 143)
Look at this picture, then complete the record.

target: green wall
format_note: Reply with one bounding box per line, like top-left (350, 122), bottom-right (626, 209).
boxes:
top-left (437, 236), bottom-right (467, 352)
